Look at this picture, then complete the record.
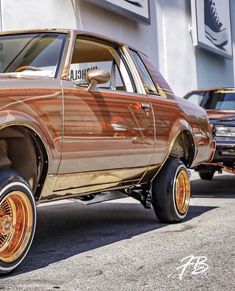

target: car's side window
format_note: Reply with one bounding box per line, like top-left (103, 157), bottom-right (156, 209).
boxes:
top-left (129, 49), bottom-right (158, 95)
top-left (69, 38), bottom-right (134, 92)
top-left (139, 52), bottom-right (174, 98)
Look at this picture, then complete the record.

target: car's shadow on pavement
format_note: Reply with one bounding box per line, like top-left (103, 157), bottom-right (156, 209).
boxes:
top-left (191, 174), bottom-right (235, 198)
top-left (8, 198), bottom-right (216, 276)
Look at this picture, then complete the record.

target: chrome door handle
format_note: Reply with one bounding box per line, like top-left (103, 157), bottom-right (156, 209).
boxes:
top-left (141, 102), bottom-right (151, 112)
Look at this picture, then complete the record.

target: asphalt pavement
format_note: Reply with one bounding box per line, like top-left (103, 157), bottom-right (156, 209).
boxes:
top-left (0, 172), bottom-right (235, 290)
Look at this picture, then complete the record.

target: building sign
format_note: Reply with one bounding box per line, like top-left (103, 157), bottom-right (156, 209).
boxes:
top-left (87, 0), bottom-right (150, 24)
top-left (191, 0), bottom-right (232, 58)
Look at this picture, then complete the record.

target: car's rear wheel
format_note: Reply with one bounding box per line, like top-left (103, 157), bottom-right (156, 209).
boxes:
top-left (0, 170), bottom-right (36, 274)
top-left (198, 168), bottom-right (215, 180)
top-left (151, 158), bottom-right (190, 223)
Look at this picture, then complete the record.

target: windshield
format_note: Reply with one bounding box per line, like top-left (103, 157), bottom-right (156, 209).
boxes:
top-left (0, 33), bottom-right (66, 78)
top-left (186, 91), bottom-right (235, 110)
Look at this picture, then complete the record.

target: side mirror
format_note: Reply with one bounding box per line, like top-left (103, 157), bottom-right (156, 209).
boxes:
top-left (87, 69), bottom-right (110, 92)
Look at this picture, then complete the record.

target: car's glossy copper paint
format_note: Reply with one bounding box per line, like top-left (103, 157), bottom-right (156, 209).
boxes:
top-left (149, 95), bottom-right (213, 167)
top-left (0, 29), bottom-right (215, 202)
top-left (0, 79), bottom-right (63, 174)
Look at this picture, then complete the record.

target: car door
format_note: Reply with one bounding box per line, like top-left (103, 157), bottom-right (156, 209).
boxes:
top-left (128, 49), bottom-right (186, 172)
top-left (57, 36), bottom-right (155, 195)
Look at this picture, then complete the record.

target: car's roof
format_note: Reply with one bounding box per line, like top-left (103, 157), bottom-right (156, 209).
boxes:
top-left (0, 28), bottom-right (150, 57)
top-left (185, 87), bottom-right (235, 96)
top-left (0, 28), bottom-right (126, 46)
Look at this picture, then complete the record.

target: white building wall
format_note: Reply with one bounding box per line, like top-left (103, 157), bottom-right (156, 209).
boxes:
top-left (0, 0), bottom-right (159, 68)
top-left (195, 48), bottom-right (234, 90)
top-left (0, 0), bottom-right (77, 30)
top-left (156, 0), bottom-right (197, 96)
top-left (0, 0), bottom-right (234, 96)
top-left (231, 0), bottom-right (235, 85)
top-left (156, 0), bottom-right (234, 96)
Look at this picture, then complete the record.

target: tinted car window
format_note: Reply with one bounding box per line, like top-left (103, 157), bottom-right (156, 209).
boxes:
top-left (201, 92), bottom-right (235, 110)
top-left (139, 52), bottom-right (173, 97)
top-left (130, 49), bottom-right (158, 95)
top-left (185, 92), bottom-right (204, 106)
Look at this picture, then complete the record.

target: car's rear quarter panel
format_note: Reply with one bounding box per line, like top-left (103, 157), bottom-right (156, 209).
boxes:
top-left (149, 94), bottom-right (214, 168)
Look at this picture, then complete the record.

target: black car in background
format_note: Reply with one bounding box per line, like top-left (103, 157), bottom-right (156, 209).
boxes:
top-left (184, 88), bottom-right (235, 180)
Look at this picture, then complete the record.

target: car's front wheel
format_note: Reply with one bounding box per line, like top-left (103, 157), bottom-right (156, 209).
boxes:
top-left (151, 158), bottom-right (190, 223)
top-left (0, 170), bottom-right (36, 274)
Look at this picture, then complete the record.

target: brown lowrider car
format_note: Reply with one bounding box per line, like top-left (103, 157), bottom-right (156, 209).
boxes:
top-left (0, 29), bottom-right (214, 274)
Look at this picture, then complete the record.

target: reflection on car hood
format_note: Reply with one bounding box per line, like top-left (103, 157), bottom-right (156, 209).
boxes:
top-left (207, 110), bottom-right (235, 125)
top-left (0, 71), bottom-right (52, 80)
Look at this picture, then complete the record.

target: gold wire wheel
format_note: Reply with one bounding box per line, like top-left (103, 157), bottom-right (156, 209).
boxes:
top-left (0, 191), bottom-right (33, 263)
top-left (175, 169), bottom-right (190, 215)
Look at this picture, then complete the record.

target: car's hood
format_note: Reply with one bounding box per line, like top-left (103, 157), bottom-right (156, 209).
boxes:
top-left (207, 110), bottom-right (235, 125)
top-left (0, 72), bottom-right (52, 80)
top-left (0, 78), bottom-right (62, 114)
top-left (0, 76), bottom-right (59, 91)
